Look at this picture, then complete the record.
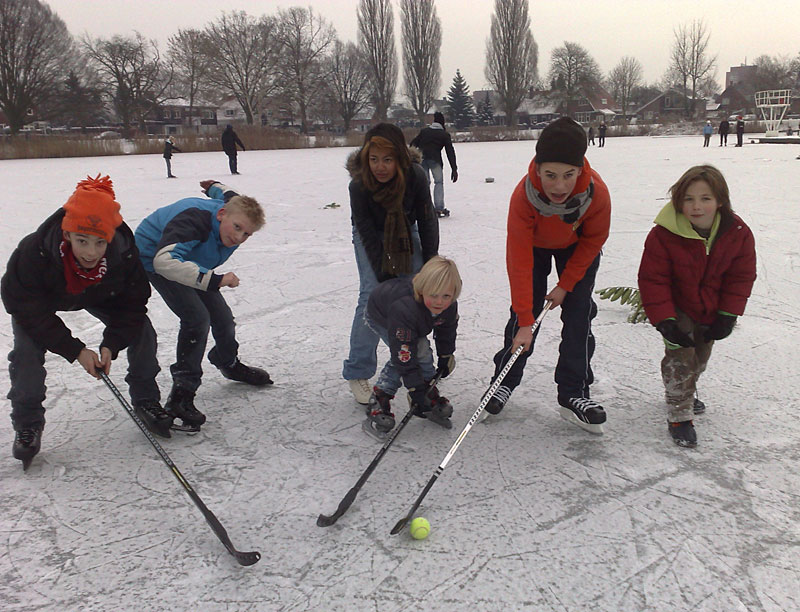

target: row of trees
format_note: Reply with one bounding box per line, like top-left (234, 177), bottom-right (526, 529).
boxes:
top-left (2, 0), bottom-right (799, 136)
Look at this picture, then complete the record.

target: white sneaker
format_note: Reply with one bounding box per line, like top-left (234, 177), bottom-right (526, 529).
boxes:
top-left (348, 379), bottom-right (372, 405)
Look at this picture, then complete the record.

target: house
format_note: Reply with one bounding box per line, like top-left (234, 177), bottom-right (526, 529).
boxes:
top-left (147, 98), bottom-right (218, 135)
top-left (635, 88), bottom-right (697, 122)
top-left (561, 85), bottom-right (617, 125)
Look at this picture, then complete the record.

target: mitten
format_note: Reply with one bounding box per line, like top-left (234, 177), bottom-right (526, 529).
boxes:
top-left (436, 354), bottom-right (456, 378)
top-left (704, 314), bottom-right (737, 342)
top-left (656, 319), bottom-right (695, 348)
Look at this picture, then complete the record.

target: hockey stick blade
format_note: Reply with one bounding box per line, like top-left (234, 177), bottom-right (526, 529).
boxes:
top-left (317, 374), bottom-right (443, 527)
top-left (99, 373), bottom-right (261, 566)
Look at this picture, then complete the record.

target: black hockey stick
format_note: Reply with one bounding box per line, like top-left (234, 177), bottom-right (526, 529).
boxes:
top-left (100, 372), bottom-right (261, 566)
top-left (390, 302), bottom-right (552, 535)
top-left (317, 373), bottom-right (443, 527)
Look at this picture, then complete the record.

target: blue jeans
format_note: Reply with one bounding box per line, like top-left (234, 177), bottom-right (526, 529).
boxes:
top-left (421, 159), bottom-right (445, 211)
top-left (365, 313), bottom-right (436, 396)
top-left (7, 314), bottom-right (160, 430)
top-left (148, 272), bottom-right (238, 392)
top-left (342, 226), bottom-right (424, 381)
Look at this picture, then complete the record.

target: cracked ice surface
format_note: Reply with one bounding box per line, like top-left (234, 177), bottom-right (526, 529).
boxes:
top-left (0, 136), bottom-right (798, 611)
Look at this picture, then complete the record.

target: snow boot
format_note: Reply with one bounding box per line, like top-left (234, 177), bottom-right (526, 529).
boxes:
top-left (364, 387), bottom-right (395, 438)
top-left (219, 359), bottom-right (273, 386)
top-left (13, 426), bottom-right (43, 470)
top-left (410, 383), bottom-right (453, 429)
top-left (165, 386), bottom-right (205, 431)
top-left (669, 420), bottom-right (698, 448)
top-left (133, 399), bottom-right (173, 438)
top-left (558, 396), bottom-right (606, 435)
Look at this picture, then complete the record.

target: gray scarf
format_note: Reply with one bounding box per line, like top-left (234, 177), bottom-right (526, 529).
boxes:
top-left (525, 177), bottom-right (594, 224)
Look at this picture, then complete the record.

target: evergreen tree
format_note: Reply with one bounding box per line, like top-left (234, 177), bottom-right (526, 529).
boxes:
top-left (445, 69), bottom-right (474, 129)
top-left (477, 96), bottom-right (494, 126)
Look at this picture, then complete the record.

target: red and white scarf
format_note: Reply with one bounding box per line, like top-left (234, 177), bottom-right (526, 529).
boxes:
top-left (60, 240), bottom-right (108, 294)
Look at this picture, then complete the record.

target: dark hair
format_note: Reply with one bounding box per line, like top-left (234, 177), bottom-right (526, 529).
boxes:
top-left (433, 112), bottom-right (446, 125)
top-left (669, 165), bottom-right (732, 216)
top-left (358, 123), bottom-right (411, 193)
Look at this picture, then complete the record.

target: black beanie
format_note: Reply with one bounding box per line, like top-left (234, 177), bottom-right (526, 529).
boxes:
top-left (363, 122), bottom-right (411, 168)
top-left (535, 117), bottom-right (587, 167)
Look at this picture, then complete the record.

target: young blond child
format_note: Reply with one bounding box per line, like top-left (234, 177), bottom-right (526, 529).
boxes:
top-left (363, 256), bottom-right (461, 436)
top-left (134, 180), bottom-right (270, 431)
top-left (638, 165), bottom-right (757, 447)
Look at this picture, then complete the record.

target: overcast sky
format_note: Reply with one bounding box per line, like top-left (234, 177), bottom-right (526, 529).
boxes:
top-left (46, 0), bottom-right (800, 97)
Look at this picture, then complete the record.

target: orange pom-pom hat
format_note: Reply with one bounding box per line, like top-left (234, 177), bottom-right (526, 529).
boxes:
top-left (62, 174), bottom-right (123, 242)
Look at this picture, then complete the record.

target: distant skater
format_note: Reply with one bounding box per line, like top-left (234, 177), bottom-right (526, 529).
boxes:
top-left (221, 125), bottom-right (245, 175)
top-left (587, 125), bottom-right (595, 146)
top-left (410, 112), bottom-right (458, 218)
top-left (735, 116), bottom-right (745, 147)
top-left (163, 136), bottom-right (181, 178)
top-left (598, 122), bottom-right (607, 147)
top-left (718, 118), bottom-right (729, 146)
top-left (702, 121), bottom-right (713, 147)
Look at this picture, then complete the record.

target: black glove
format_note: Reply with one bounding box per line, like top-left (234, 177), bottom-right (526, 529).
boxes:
top-left (436, 354), bottom-right (456, 378)
top-left (451, 170), bottom-right (458, 182)
top-left (409, 387), bottom-right (428, 410)
top-left (656, 319), bottom-right (695, 348)
top-left (704, 314), bottom-right (737, 342)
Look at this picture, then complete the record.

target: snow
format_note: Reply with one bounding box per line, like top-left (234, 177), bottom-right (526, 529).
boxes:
top-left (1, 136), bottom-right (799, 611)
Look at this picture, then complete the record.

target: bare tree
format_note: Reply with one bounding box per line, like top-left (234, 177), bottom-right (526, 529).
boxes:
top-left (325, 40), bottom-right (371, 131)
top-left (549, 42), bottom-right (602, 103)
top-left (358, 0), bottom-right (398, 121)
top-left (167, 29), bottom-right (209, 130)
top-left (84, 33), bottom-right (172, 135)
top-left (607, 56), bottom-right (643, 121)
top-left (484, 0), bottom-right (538, 127)
top-left (275, 6), bottom-right (336, 134)
top-left (203, 11), bottom-right (278, 125)
top-left (752, 54), bottom-right (796, 91)
top-left (400, 0), bottom-right (442, 124)
top-left (669, 20), bottom-right (717, 117)
top-left (0, 0), bottom-right (76, 133)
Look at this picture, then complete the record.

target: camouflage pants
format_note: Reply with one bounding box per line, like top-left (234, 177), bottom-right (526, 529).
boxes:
top-left (661, 310), bottom-right (714, 422)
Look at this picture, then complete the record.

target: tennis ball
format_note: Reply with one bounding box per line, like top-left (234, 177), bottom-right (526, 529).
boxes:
top-left (410, 517), bottom-right (430, 540)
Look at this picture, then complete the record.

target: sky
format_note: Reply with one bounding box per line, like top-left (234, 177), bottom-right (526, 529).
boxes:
top-left (46, 0), bottom-right (800, 98)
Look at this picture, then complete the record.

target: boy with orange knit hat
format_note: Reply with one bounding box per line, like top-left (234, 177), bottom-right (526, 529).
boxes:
top-left (1, 174), bottom-right (168, 470)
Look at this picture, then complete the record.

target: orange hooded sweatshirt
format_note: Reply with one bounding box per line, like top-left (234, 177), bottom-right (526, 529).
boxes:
top-left (506, 156), bottom-right (611, 326)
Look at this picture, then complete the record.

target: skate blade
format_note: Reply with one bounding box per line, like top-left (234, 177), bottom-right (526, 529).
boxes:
top-left (559, 407), bottom-right (604, 435)
top-left (476, 410), bottom-right (491, 424)
top-left (21, 458), bottom-right (33, 471)
top-left (362, 418), bottom-right (390, 441)
top-left (170, 422), bottom-right (202, 435)
top-left (426, 413), bottom-right (453, 429)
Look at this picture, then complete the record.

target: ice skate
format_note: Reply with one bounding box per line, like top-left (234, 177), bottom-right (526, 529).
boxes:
top-left (410, 384), bottom-right (453, 429)
top-left (363, 387), bottom-right (395, 440)
top-left (558, 397), bottom-right (606, 435)
top-left (166, 386), bottom-right (205, 433)
top-left (219, 359), bottom-right (273, 386)
top-left (13, 426), bottom-right (42, 471)
top-left (692, 397), bottom-right (706, 414)
top-left (478, 385), bottom-right (512, 423)
top-left (133, 399), bottom-right (173, 438)
top-left (668, 420), bottom-right (697, 448)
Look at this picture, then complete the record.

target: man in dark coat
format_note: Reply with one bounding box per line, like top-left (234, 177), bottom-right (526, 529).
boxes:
top-left (163, 136), bottom-right (181, 178)
top-left (410, 112), bottom-right (458, 218)
top-left (718, 119), bottom-right (730, 146)
top-left (221, 124), bottom-right (245, 174)
top-left (735, 116), bottom-right (745, 147)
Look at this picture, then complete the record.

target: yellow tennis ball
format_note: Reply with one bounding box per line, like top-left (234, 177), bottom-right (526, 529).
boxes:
top-left (410, 517), bottom-right (430, 540)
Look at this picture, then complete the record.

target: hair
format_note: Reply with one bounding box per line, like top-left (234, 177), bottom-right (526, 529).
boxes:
top-left (223, 195), bottom-right (266, 230)
top-left (359, 134), bottom-right (407, 192)
top-left (433, 111), bottom-right (445, 125)
top-left (413, 256), bottom-right (462, 302)
top-left (669, 165), bottom-right (732, 217)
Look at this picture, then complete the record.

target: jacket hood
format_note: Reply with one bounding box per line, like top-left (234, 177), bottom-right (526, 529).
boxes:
top-left (653, 201), bottom-right (721, 242)
top-left (345, 146), bottom-right (422, 180)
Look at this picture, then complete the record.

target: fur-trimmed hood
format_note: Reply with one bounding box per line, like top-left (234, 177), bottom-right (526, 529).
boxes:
top-left (345, 146), bottom-right (422, 180)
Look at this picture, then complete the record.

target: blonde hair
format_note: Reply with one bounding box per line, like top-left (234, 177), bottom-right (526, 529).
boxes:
top-left (669, 165), bottom-right (732, 217)
top-left (413, 256), bottom-right (462, 301)
top-left (223, 195), bottom-right (265, 230)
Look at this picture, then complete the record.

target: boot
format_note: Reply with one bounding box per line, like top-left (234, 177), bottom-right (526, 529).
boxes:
top-left (165, 386), bottom-right (205, 427)
top-left (366, 387), bottom-right (395, 433)
top-left (13, 426), bottom-right (43, 470)
top-left (219, 359), bottom-right (273, 386)
top-left (133, 399), bottom-right (173, 438)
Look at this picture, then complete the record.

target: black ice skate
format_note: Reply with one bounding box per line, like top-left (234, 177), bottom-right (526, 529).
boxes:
top-left (693, 397), bottom-right (706, 415)
top-left (410, 384), bottom-right (453, 429)
top-left (133, 399), bottom-right (173, 438)
top-left (13, 426), bottom-right (42, 471)
top-left (436, 208), bottom-right (450, 218)
top-left (558, 396), bottom-right (606, 435)
top-left (219, 359), bottom-right (273, 386)
top-left (363, 387), bottom-right (395, 440)
top-left (479, 385), bottom-right (512, 423)
top-left (668, 420), bottom-right (698, 448)
top-left (166, 386), bottom-right (205, 433)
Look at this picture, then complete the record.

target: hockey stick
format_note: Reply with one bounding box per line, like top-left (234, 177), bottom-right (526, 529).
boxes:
top-left (390, 302), bottom-right (552, 535)
top-left (99, 372), bottom-right (261, 566)
top-left (317, 373), bottom-right (443, 527)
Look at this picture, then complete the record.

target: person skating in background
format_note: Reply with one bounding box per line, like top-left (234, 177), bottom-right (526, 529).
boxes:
top-left (598, 122), bottom-right (607, 147)
top-left (221, 125), bottom-right (245, 175)
top-left (163, 136), bottom-right (182, 178)
top-left (718, 118), bottom-right (730, 146)
top-left (637, 165), bottom-right (756, 448)
top-left (342, 123), bottom-right (439, 405)
top-left (587, 125), bottom-right (595, 146)
top-left (134, 180), bottom-right (272, 432)
top-left (1, 175), bottom-right (167, 469)
top-left (735, 116), bottom-right (745, 147)
top-left (703, 120), bottom-right (713, 147)
top-left (410, 111), bottom-right (458, 218)
top-left (363, 256), bottom-right (460, 437)
top-left (484, 117), bottom-right (611, 434)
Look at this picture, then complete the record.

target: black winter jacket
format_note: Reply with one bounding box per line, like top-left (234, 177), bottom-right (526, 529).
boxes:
top-left (221, 128), bottom-right (245, 154)
top-left (367, 277), bottom-right (458, 391)
top-left (1, 209), bottom-right (151, 362)
top-left (410, 125), bottom-right (457, 170)
top-left (346, 148), bottom-right (439, 282)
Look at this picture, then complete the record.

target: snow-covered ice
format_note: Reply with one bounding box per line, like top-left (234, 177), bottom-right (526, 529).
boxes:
top-left (1, 135), bottom-right (799, 611)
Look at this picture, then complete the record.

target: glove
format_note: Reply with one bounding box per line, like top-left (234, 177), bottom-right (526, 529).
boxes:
top-left (704, 314), bottom-right (737, 342)
top-left (451, 170), bottom-right (458, 183)
top-left (409, 387), bottom-right (428, 410)
top-left (436, 354), bottom-right (456, 378)
top-left (656, 319), bottom-right (695, 348)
